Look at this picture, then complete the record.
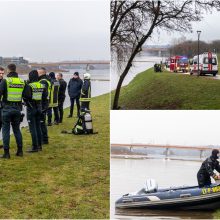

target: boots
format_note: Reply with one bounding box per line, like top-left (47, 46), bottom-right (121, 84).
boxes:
top-left (16, 147), bottom-right (23, 157)
top-left (26, 146), bottom-right (38, 153)
top-left (38, 145), bottom-right (42, 151)
top-left (0, 149), bottom-right (10, 159)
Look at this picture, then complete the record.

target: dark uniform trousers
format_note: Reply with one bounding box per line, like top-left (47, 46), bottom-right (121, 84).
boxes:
top-left (2, 105), bottom-right (22, 150)
top-left (58, 98), bottom-right (65, 123)
top-left (81, 101), bottom-right (90, 111)
top-left (70, 97), bottom-right (80, 117)
top-left (27, 106), bottom-right (42, 147)
top-left (40, 111), bottom-right (48, 143)
top-left (0, 108), bottom-right (2, 131)
top-left (47, 107), bottom-right (59, 123)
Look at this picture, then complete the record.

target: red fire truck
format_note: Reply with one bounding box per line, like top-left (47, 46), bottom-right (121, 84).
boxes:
top-left (170, 56), bottom-right (189, 73)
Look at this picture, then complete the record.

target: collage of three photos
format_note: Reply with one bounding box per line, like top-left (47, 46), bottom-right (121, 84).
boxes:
top-left (1, 0), bottom-right (220, 219)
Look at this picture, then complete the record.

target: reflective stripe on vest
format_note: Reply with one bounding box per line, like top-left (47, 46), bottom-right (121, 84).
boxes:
top-left (29, 82), bottom-right (44, 101)
top-left (39, 78), bottom-right (51, 100)
top-left (49, 81), bottom-right (59, 107)
top-left (5, 77), bottom-right (25, 102)
top-left (80, 83), bottom-right (91, 102)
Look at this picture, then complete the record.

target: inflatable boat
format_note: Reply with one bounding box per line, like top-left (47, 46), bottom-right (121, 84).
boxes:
top-left (115, 179), bottom-right (220, 210)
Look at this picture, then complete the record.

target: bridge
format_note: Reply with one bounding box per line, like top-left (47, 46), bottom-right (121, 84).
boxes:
top-left (111, 143), bottom-right (217, 159)
top-left (29, 60), bottom-right (110, 68)
top-left (142, 45), bottom-right (171, 56)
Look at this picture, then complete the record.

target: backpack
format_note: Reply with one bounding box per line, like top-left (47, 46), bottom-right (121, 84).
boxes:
top-left (72, 111), bottom-right (93, 135)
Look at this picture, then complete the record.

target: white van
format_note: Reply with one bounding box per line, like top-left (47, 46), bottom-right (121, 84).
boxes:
top-left (190, 52), bottom-right (218, 76)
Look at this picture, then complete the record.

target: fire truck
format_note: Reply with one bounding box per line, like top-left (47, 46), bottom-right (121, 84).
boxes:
top-left (169, 56), bottom-right (189, 73)
top-left (189, 52), bottom-right (218, 76)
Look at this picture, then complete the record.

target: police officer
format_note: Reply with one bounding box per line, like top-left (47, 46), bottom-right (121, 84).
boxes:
top-left (56, 73), bottom-right (67, 123)
top-left (37, 67), bottom-right (50, 145)
top-left (25, 70), bottom-right (47, 153)
top-left (197, 149), bottom-right (220, 187)
top-left (0, 64), bottom-right (29, 158)
top-left (0, 67), bottom-right (4, 149)
top-left (80, 73), bottom-right (91, 111)
top-left (47, 72), bottom-right (60, 125)
top-left (0, 67), bottom-right (5, 132)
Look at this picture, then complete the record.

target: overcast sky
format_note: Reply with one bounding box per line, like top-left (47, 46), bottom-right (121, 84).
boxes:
top-left (111, 111), bottom-right (220, 146)
top-left (0, 0), bottom-right (109, 62)
top-left (149, 9), bottom-right (220, 45)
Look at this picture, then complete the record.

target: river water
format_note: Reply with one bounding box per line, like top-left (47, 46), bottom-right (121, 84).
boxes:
top-left (111, 158), bottom-right (215, 219)
top-left (111, 55), bottom-right (163, 90)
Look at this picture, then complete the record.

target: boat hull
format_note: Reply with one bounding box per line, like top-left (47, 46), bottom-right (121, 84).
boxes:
top-left (116, 184), bottom-right (220, 210)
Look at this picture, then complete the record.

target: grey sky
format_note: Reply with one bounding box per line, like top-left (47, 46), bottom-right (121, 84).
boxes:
top-left (0, 0), bottom-right (109, 62)
top-left (111, 111), bottom-right (220, 146)
top-left (149, 9), bottom-right (220, 45)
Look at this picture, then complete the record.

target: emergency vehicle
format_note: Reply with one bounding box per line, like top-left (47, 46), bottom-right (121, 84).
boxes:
top-left (170, 56), bottom-right (189, 73)
top-left (190, 52), bottom-right (218, 76)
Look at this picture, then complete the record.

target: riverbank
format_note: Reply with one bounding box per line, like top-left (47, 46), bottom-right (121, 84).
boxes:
top-left (112, 68), bottom-right (220, 109)
top-left (0, 93), bottom-right (109, 219)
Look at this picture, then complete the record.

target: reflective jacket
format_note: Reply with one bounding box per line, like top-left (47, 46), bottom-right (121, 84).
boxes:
top-left (49, 79), bottom-right (60, 107)
top-left (29, 81), bottom-right (45, 101)
top-left (80, 79), bottom-right (91, 102)
top-left (39, 78), bottom-right (51, 100)
top-left (5, 77), bottom-right (25, 102)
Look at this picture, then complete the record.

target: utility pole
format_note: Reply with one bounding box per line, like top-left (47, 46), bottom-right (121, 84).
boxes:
top-left (197, 30), bottom-right (201, 76)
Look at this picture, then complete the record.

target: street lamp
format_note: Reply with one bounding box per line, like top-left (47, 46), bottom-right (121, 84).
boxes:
top-left (197, 30), bottom-right (201, 76)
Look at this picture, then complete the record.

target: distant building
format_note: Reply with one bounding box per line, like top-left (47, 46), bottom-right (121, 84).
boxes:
top-left (1, 56), bottom-right (28, 65)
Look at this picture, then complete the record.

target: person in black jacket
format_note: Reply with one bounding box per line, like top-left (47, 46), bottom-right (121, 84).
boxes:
top-left (47, 72), bottom-right (60, 125)
top-left (80, 72), bottom-right (91, 111)
top-left (0, 64), bottom-right (30, 158)
top-left (24, 70), bottom-right (48, 153)
top-left (197, 149), bottom-right (220, 187)
top-left (67, 72), bottom-right (83, 118)
top-left (37, 67), bottom-right (50, 145)
top-left (56, 73), bottom-right (67, 123)
top-left (0, 67), bottom-right (5, 149)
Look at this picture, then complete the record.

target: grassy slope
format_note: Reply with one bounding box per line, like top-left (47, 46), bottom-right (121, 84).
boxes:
top-left (113, 67), bottom-right (220, 109)
top-left (0, 94), bottom-right (109, 219)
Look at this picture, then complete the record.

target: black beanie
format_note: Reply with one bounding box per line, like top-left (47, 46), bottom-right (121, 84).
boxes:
top-left (74, 72), bottom-right (79, 76)
top-left (49, 72), bottom-right (55, 79)
top-left (28, 70), bottom-right (39, 82)
top-left (212, 149), bottom-right (219, 159)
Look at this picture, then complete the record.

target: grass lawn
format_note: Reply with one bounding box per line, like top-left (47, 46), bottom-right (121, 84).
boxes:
top-left (0, 93), bottom-right (109, 219)
top-left (112, 67), bottom-right (220, 110)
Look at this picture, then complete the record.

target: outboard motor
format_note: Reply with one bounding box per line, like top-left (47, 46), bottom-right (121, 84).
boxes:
top-left (145, 179), bottom-right (158, 193)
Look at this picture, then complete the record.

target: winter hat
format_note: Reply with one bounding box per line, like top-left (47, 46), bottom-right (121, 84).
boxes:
top-left (28, 70), bottom-right (39, 82)
top-left (49, 72), bottom-right (55, 79)
top-left (212, 149), bottom-right (219, 159)
top-left (74, 72), bottom-right (79, 76)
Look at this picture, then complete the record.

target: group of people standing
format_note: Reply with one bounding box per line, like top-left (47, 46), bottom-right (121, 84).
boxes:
top-left (0, 64), bottom-right (91, 159)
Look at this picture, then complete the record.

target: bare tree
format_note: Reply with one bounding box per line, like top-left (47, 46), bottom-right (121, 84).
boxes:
top-left (111, 0), bottom-right (220, 109)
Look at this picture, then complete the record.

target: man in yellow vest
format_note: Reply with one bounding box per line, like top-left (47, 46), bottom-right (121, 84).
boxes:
top-left (80, 72), bottom-right (91, 111)
top-left (25, 70), bottom-right (48, 153)
top-left (0, 67), bottom-right (5, 149)
top-left (47, 72), bottom-right (60, 126)
top-left (37, 67), bottom-right (50, 145)
top-left (0, 64), bottom-right (29, 159)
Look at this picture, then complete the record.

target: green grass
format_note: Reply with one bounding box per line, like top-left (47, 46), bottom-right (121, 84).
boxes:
top-left (0, 94), bottom-right (109, 219)
top-left (112, 67), bottom-right (220, 109)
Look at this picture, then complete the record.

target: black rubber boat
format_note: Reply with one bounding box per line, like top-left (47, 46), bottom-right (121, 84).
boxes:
top-left (115, 179), bottom-right (220, 210)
